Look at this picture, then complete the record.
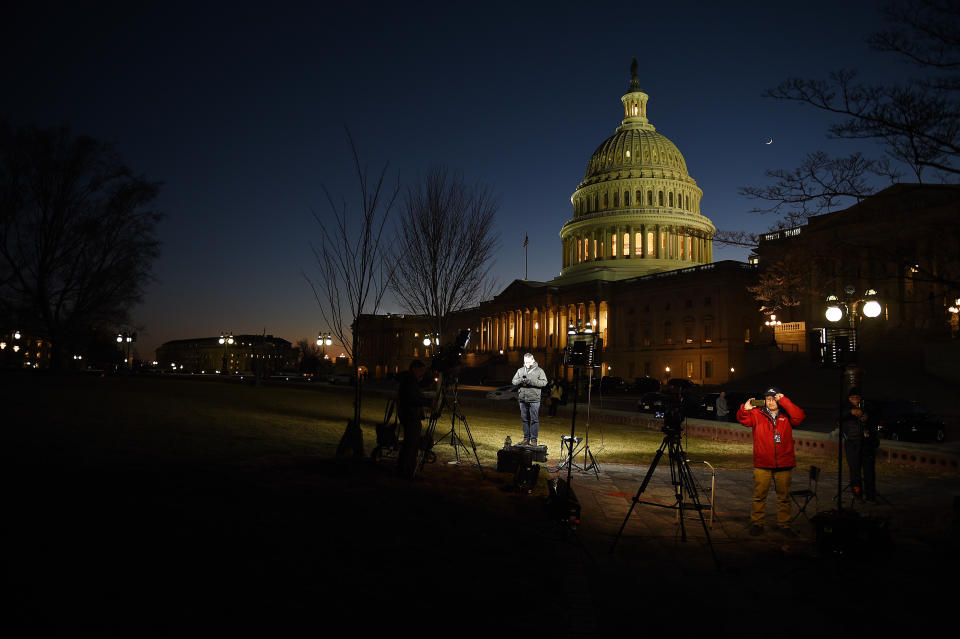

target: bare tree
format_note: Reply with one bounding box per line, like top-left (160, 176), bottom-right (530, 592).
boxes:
top-left (305, 130), bottom-right (398, 456)
top-left (0, 123), bottom-right (162, 369)
top-left (738, 152), bottom-right (899, 224)
top-left (389, 167), bottom-right (500, 340)
top-left (746, 252), bottom-right (810, 320)
top-left (763, 1), bottom-right (960, 183)
top-left (731, 1), bottom-right (959, 258)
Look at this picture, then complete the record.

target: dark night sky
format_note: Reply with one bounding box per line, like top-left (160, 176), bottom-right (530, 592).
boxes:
top-left (2, 1), bottom-right (909, 358)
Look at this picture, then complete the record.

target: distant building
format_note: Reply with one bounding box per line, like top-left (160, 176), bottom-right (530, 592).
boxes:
top-left (156, 334), bottom-right (292, 374)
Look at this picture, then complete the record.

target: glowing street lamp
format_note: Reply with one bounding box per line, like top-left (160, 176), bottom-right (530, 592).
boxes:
top-left (824, 287), bottom-right (884, 328)
top-left (219, 331), bottom-right (234, 374)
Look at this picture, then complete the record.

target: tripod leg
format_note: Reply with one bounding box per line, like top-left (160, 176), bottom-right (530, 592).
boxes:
top-left (611, 442), bottom-right (667, 551)
top-left (675, 450), bottom-right (720, 569)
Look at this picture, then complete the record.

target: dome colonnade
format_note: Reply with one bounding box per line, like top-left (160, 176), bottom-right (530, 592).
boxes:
top-left (559, 61), bottom-right (715, 282)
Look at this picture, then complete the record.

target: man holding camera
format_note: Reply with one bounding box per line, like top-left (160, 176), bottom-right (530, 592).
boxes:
top-left (838, 387), bottom-right (878, 502)
top-left (737, 387), bottom-right (806, 536)
top-left (512, 353), bottom-right (549, 446)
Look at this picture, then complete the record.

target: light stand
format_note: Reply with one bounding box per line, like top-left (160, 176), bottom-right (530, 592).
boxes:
top-left (581, 366), bottom-right (601, 477)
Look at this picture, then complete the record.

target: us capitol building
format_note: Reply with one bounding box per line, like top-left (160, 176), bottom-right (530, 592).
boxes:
top-left (358, 62), bottom-right (759, 384)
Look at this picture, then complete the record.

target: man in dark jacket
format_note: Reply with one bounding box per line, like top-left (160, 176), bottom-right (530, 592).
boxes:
top-left (512, 353), bottom-right (549, 446)
top-left (838, 387), bottom-right (879, 502)
top-left (397, 360), bottom-right (434, 478)
top-left (737, 387), bottom-right (806, 536)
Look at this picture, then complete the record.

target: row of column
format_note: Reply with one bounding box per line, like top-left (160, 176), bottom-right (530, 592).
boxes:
top-left (478, 302), bottom-right (609, 353)
top-left (562, 224), bottom-right (712, 268)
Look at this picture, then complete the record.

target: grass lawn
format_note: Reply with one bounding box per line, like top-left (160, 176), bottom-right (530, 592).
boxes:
top-left (2, 374), bottom-right (955, 635)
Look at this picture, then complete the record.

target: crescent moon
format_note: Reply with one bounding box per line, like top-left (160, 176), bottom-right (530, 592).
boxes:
top-left (765, 138), bottom-right (774, 145)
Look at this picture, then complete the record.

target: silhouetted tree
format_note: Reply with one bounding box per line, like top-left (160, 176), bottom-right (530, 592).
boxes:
top-left (305, 130), bottom-right (398, 456)
top-left (389, 167), bottom-right (500, 340)
top-left (0, 123), bottom-right (161, 369)
top-left (294, 337), bottom-right (322, 376)
top-left (740, 0), bottom-right (959, 227)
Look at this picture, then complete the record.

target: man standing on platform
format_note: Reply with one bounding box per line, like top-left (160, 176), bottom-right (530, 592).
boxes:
top-left (512, 353), bottom-right (548, 446)
top-left (737, 387), bottom-right (806, 536)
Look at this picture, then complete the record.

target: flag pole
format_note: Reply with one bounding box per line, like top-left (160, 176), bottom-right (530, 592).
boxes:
top-left (523, 233), bottom-right (529, 280)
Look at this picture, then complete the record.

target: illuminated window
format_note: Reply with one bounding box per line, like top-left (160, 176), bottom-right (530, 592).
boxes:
top-left (647, 231), bottom-right (654, 255)
top-left (744, 329), bottom-right (751, 343)
top-left (625, 149), bottom-right (631, 158)
top-left (632, 104), bottom-right (638, 115)
top-left (686, 236), bottom-right (692, 259)
top-left (623, 233), bottom-right (629, 257)
top-left (704, 324), bottom-right (713, 343)
top-left (593, 239), bottom-right (597, 258)
top-left (611, 234), bottom-right (617, 256)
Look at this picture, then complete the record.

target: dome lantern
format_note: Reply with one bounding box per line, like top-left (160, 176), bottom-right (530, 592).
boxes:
top-left (620, 57), bottom-right (652, 130)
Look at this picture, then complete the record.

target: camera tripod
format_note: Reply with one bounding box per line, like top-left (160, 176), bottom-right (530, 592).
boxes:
top-left (611, 428), bottom-right (719, 569)
top-left (427, 372), bottom-right (484, 477)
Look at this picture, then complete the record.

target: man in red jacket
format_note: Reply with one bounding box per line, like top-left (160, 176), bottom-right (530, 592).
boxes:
top-left (737, 387), bottom-right (806, 536)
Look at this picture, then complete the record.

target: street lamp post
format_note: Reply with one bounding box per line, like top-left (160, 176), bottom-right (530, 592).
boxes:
top-left (824, 285), bottom-right (883, 512)
top-left (116, 331), bottom-right (136, 369)
top-left (824, 286), bottom-right (883, 392)
top-left (218, 331), bottom-right (234, 374)
top-left (764, 313), bottom-right (782, 347)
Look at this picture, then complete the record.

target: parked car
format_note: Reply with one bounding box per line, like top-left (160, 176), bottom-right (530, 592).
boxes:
top-left (663, 378), bottom-right (698, 395)
top-left (486, 385), bottom-right (519, 401)
top-left (684, 391), bottom-right (716, 419)
top-left (599, 376), bottom-right (629, 395)
top-left (629, 376), bottom-right (662, 394)
top-left (870, 399), bottom-right (946, 443)
top-left (327, 372), bottom-right (354, 384)
top-left (638, 392), bottom-right (672, 414)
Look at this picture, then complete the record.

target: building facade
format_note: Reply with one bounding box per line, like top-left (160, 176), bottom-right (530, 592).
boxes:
top-left (155, 334), bottom-right (293, 375)
top-left (754, 183), bottom-right (960, 374)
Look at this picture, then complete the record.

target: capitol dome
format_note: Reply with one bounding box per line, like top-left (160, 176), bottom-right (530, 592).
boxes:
top-left (558, 60), bottom-right (715, 283)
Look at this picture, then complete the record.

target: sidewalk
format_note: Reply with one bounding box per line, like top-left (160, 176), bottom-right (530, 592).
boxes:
top-left (536, 453), bottom-right (960, 632)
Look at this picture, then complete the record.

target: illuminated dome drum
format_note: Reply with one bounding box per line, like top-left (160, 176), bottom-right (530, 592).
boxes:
top-left (558, 60), bottom-right (715, 282)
